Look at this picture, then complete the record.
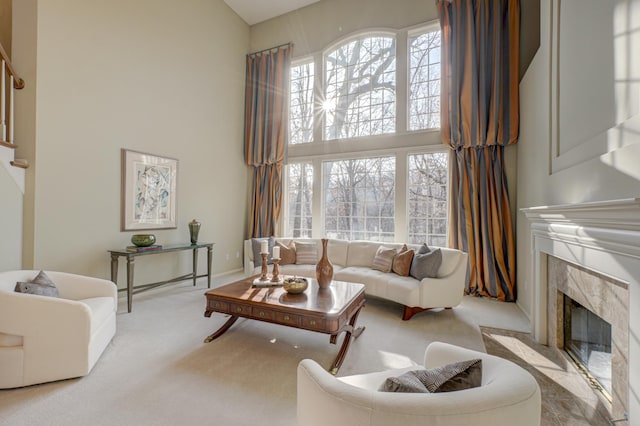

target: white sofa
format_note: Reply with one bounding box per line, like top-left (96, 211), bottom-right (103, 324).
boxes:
top-left (297, 341), bottom-right (541, 426)
top-left (0, 270), bottom-right (117, 388)
top-left (244, 239), bottom-right (468, 320)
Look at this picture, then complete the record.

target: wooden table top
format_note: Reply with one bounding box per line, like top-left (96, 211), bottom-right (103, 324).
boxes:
top-left (205, 276), bottom-right (365, 317)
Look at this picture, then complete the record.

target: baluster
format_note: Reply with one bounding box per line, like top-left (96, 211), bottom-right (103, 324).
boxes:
top-left (1, 60), bottom-right (5, 141)
top-left (8, 75), bottom-right (14, 143)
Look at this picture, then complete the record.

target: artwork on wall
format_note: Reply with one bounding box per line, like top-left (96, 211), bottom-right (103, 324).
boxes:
top-left (121, 149), bottom-right (177, 231)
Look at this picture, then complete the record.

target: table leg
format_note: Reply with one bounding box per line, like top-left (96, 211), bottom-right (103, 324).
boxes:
top-left (126, 256), bottom-right (134, 313)
top-left (207, 246), bottom-right (212, 288)
top-left (204, 315), bottom-right (239, 343)
top-left (329, 307), bottom-right (365, 375)
top-left (192, 248), bottom-right (198, 286)
top-left (110, 254), bottom-right (119, 284)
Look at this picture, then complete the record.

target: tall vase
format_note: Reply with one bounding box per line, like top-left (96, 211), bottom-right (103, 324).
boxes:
top-left (316, 238), bottom-right (333, 289)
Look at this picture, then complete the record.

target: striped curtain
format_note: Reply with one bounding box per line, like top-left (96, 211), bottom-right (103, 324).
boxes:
top-left (438, 0), bottom-right (519, 302)
top-left (244, 44), bottom-right (292, 238)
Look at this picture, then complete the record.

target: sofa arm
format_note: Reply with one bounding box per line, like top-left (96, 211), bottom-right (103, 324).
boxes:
top-left (0, 291), bottom-right (92, 340)
top-left (46, 272), bottom-right (116, 300)
top-left (297, 359), bottom-right (374, 426)
top-left (243, 239), bottom-right (254, 276)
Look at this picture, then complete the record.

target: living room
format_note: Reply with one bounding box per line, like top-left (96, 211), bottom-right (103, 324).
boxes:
top-left (1, 0), bottom-right (638, 425)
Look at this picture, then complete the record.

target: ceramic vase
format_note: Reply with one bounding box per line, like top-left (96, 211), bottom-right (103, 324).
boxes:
top-left (315, 238), bottom-right (333, 289)
top-left (188, 219), bottom-right (201, 244)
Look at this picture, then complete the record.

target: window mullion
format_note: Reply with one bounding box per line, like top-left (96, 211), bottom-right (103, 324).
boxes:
top-left (396, 31), bottom-right (408, 134)
top-left (395, 152), bottom-right (408, 242)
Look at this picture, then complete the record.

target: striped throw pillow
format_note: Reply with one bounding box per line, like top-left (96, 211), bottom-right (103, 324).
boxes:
top-left (295, 241), bottom-right (318, 264)
top-left (371, 246), bottom-right (397, 273)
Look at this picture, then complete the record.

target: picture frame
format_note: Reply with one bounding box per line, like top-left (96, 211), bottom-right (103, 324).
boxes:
top-left (121, 149), bottom-right (178, 231)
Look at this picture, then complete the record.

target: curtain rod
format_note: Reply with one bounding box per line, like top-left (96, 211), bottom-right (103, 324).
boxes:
top-left (247, 42), bottom-right (293, 57)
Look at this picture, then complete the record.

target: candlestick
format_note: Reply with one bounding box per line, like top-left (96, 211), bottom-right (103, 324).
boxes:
top-left (260, 252), bottom-right (269, 281)
top-left (270, 258), bottom-right (281, 283)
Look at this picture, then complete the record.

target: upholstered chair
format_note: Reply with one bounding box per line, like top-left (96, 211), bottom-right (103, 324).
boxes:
top-left (0, 270), bottom-right (117, 388)
top-left (297, 341), bottom-right (541, 426)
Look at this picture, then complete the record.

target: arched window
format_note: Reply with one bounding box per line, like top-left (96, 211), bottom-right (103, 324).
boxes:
top-left (324, 34), bottom-right (396, 140)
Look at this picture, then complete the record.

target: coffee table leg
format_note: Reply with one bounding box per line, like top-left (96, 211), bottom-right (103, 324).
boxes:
top-left (329, 307), bottom-right (365, 375)
top-left (204, 315), bottom-right (239, 343)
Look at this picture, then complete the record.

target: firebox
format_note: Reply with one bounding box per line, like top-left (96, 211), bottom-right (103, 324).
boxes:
top-left (563, 294), bottom-right (612, 397)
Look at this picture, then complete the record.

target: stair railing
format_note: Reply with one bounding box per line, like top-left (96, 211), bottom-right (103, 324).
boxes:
top-left (0, 42), bottom-right (27, 168)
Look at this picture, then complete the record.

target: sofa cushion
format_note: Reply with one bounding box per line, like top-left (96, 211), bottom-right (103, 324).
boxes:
top-left (392, 245), bottom-right (414, 276)
top-left (295, 241), bottom-right (318, 264)
top-left (371, 246), bottom-right (397, 273)
top-left (14, 270), bottom-right (59, 298)
top-left (379, 358), bottom-right (482, 393)
top-left (276, 241), bottom-right (296, 265)
top-left (252, 237), bottom-right (275, 267)
top-left (410, 248), bottom-right (442, 280)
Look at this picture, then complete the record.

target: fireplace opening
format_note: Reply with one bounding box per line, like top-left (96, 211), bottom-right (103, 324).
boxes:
top-left (563, 294), bottom-right (612, 397)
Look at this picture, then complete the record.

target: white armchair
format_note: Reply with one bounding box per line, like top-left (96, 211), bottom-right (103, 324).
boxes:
top-left (0, 270), bottom-right (117, 388)
top-left (297, 341), bottom-right (541, 426)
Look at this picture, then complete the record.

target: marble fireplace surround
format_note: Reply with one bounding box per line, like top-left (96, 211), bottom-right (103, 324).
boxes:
top-left (522, 198), bottom-right (639, 424)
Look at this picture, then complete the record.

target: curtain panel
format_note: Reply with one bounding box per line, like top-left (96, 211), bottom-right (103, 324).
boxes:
top-left (438, 0), bottom-right (519, 301)
top-left (244, 44), bottom-right (292, 238)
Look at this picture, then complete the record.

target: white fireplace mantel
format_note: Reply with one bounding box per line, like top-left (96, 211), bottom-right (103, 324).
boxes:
top-left (521, 197), bottom-right (640, 423)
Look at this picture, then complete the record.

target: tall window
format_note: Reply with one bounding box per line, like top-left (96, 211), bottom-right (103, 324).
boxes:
top-left (408, 28), bottom-right (441, 130)
top-left (324, 34), bottom-right (396, 140)
top-left (289, 62), bottom-right (314, 144)
top-left (283, 23), bottom-right (449, 243)
top-left (324, 157), bottom-right (395, 241)
top-left (286, 162), bottom-right (313, 237)
top-left (407, 152), bottom-right (448, 246)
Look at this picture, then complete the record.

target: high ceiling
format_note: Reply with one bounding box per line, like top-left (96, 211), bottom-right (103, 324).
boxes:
top-left (223, 0), bottom-right (321, 26)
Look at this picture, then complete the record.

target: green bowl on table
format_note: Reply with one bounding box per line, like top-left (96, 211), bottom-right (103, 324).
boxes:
top-left (131, 234), bottom-right (156, 247)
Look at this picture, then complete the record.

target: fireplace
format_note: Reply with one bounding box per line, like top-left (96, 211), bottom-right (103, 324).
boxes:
top-left (522, 198), bottom-right (639, 425)
top-left (563, 294), bottom-right (612, 397)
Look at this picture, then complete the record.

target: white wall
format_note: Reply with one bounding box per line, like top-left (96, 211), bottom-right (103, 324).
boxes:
top-left (517, 0), bottom-right (640, 321)
top-left (11, 0), bottom-right (250, 285)
top-left (0, 165), bottom-right (22, 270)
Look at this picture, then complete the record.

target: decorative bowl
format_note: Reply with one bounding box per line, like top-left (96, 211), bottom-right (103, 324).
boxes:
top-left (131, 234), bottom-right (156, 247)
top-left (283, 277), bottom-right (308, 294)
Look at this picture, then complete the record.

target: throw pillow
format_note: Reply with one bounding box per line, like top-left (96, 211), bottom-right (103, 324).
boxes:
top-left (392, 244), bottom-right (414, 276)
top-left (295, 241), bottom-right (318, 264)
top-left (417, 242), bottom-right (431, 254)
top-left (14, 270), bottom-right (59, 297)
top-left (277, 240), bottom-right (296, 265)
top-left (371, 246), bottom-right (397, 273)
top-left (251, 237), bottom-right (275, 267)
top-left (409, 248), bottom-right (442, 280)
top-left (379, 358), bottom-right (482, 393)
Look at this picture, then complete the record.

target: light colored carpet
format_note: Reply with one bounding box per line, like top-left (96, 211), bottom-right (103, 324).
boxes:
top-left (0, 277), bottom-right (489, 426)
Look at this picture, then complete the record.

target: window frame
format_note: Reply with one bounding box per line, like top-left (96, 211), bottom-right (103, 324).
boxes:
top-left (289, 57), bottom-right (316, 145)
top-left (282, 21), bottom-right (448, 244)
top-left (407, 22), bottom-right (442, 132)
top-left (322, 31), bottom-right (398, 142)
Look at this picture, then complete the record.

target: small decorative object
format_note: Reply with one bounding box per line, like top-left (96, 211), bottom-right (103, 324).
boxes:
top-left (283, 277), bottom-right (308, 294)
top-left (131, 234), bottom-right (156, 247)
top-left (315, 238), bottom-right (333, 289)
top-left (188, 219), bottom-right (201, 244)
top-left (271, 246), bottom-right (282, 283)
top-left (259, 252), bottom-right (269, 282)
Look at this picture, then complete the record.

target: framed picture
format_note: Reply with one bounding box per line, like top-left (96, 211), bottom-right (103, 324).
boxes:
top-left (121, 149), bottom-right (178, 231)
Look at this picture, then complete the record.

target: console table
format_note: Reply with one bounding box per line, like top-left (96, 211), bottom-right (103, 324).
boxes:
top-left (109, 242), bottom-right (214, 313)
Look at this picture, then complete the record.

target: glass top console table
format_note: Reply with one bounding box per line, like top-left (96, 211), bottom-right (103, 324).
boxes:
top-left (108, 242), bottom-right (214, 313)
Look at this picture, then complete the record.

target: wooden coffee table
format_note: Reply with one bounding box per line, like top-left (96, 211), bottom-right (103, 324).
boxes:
top-left (203, 276), bottom-right (366, 375)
